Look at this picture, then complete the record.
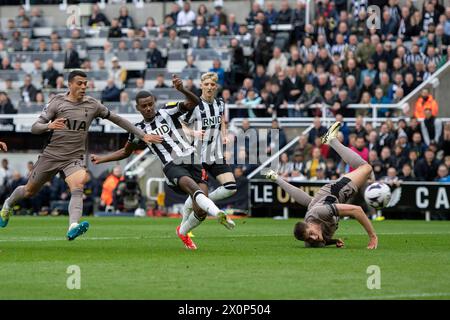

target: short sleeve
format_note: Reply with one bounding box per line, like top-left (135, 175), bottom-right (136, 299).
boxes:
top-left (127, 123), bottom-right (147, 149)
top-left (163, 101), bottom-right (194, 115)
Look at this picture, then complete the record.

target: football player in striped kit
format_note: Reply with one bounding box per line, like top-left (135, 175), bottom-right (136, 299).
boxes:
top-left (180, 72), bottom-right (237, 232)
top-left (91, 75), bottom-right (235, 250)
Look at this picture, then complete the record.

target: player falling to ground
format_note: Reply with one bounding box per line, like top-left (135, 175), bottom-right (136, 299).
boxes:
top-left (265, 122), bottom-right (378, 249)
top-left (91, 75), bottom-right (234, 250)
top-left (180, 72), bottom-right (237, 232)
top-left (0, 70), bottom-right (157, 240)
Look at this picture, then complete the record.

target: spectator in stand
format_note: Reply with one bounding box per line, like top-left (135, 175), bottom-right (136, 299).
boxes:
top-left (295, 81), bottom-right (322, 117)
top-left (350, 136), bottom-right (369, 172)
top-left (154, 74), bottom-right (169, 89)
top-left (414, 88), bottom-right (439, 119)
top-left (294, 135), bottom-right (312, 162)
top-left (277, 153), bottom-right (292, 178)
top-left (101, 78), bottom-right (121, 103)
top-left (276, 0), bottom-right (293, 24)
top-left (304, 147), bottom-right (326, 179)
top-left (436, 164), bottom-right (450, 182)
top-left (210, 4), bottom-right (227, 28)
top-left (146, 40), bottom-right (165, 68)
top-left (371, 87), bottom-right (392, 117)
top-left (410, 131), bottom-right (428, 157)
top-left (177, 1), bottom-right (196, 27)
top-left (0, 92), bottom-right (17, 121)
top-left (20, 75), bottom-right (38, 104)
top-left (183, 55), bottom-right (199, 71)
top-left (267, 47), bottom-right (288, 77)
top-left (421, 107), bottom-right (443, 146)
top-left (108, 18), bottom-right (123, 38)
top-left (308, 117), bottom-right (327, 145)
top-left (55, 75), bottom-right (67, 90)
top-left (209, 59), bottom-right (225, 87)
top-left (381, 167), bottom-right (401, 188)
top-left (402, 72), bottom-right (419, 97)
top-left (118, 6), bottom-right (134, 29)
top-left (191, 16), bottom-right (208, 37)
top-left (414, 149), bottom-right (439, 181)
top-left (63, 41), bottom-right (80, 69)
top-left (88, 3), bottom-right (110, 27)
top-left (100, 165), bottom-right (124, 211)
top-left (399, 163), bottom-right (415, 181)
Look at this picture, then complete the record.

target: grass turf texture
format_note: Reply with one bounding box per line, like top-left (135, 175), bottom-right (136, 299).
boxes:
top-left (0, 217), bottom-right (449, 300)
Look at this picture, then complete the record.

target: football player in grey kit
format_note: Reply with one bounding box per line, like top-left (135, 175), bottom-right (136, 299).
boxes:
top-left (0, 70), bottom-right (158, 240)
top-left (265, 122), bottom-right (378, 249)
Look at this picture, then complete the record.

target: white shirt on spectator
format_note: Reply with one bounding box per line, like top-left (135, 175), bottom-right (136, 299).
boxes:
top-left (267, 54), bottom-right (288, 76)
top-left (177, 10), bottom-right (196, 26)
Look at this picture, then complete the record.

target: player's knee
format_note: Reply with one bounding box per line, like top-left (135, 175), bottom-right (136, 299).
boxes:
top-left (223, 181), bottom-right (237, 197)
top-left (24, 185), bottom-right (36, 198)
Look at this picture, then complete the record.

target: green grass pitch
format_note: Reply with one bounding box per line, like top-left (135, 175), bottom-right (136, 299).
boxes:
top-left (0, 216), bottom-right (449, 300)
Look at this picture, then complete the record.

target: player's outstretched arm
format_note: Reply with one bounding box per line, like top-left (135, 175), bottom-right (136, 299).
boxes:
top-left (336, 204), bottom-right (378, 249)
top-left (172, 74), bottom-right (200, 111)
top-left (105, 113), bottom-right (162, 144)
top-left (91, 142), bottom-right (138, 164)
top-left (0, 141), bottom-right (7, 152)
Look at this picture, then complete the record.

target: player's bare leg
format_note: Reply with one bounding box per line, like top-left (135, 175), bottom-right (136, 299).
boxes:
top-left (265, 170), bottom-right (313, 207)
top-left (65, 169), bottom-right (89, 240)
top-left (323, 121), bottom-right (376, 183)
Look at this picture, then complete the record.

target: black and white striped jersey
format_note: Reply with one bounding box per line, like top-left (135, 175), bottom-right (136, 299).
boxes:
top-left (128, 101), bottom-right (195, 166)
top-left (182, 97), bottom-right (225, 164)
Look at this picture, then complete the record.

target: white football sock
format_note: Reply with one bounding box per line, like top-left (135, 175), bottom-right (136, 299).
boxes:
top-left (193, 191), bottom-right (221, 217)
top-left (181, 196), bottom-right (193, 225)
top-left (208, 183), bottom-right (237, 202)
top-left (179, 213), bottom-right (203, 235)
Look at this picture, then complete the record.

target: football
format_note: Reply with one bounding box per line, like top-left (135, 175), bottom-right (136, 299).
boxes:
top-left (364, 182), bottom-right (392, 209)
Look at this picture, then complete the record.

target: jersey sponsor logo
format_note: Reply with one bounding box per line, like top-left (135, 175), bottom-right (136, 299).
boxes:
top-left (65, 119), bottom-right (87, 131)
top-left (150, 123), bottom-right (171, 136)
top-left (202, 115), bottom-right (221, 127)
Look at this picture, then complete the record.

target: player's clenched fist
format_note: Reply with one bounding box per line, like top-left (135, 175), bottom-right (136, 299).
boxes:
top-left (47, 118), bottom-right (67, 130)
top-left (172, 74), bottom-right (184, 91)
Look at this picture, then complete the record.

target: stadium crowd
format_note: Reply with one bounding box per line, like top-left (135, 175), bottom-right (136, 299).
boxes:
top-left (0, 1), bottom-right (449, 214)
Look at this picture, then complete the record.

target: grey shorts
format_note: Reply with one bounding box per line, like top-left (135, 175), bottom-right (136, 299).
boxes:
top-left (308, 177), bottom-right (358, 209)
top-left (28, 155), bottom-right (86, 187)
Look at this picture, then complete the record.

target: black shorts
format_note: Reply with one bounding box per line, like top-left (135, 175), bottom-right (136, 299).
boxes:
top-left (202, 160), bottom-right (232, 180)
top-left (163, 162), bottom-right (207, 194)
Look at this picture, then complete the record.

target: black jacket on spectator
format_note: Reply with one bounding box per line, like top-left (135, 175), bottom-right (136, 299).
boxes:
top-left (64, 49), bottom-right (80, 69)
top-left (146, 48), bottom-right (165, 68)
top-left (414, 158), bottom-right (439, 181)
top-left (0, 98), bottom-right (17, 114)
top-left (108, 26), bottom-right (122, 38)
top-left (308, 126), bottom-right (327, 144)
top-left (276, 8), bottom-right (293, 24)
top-left (402, 81), bottom-right (418, 97)
top-left (252, 35), bottom-right (271, 66)
top-left (42, 67), bottom-right (60, 88)
top-left (101, 85), bottom-right (121, 102)
top-left (88, 13), bottom-right (110, 27)
top-left (20, 84), bottom-right (38, 102)
top-left (118, 15), bottom-right (134, 29)
top-left (378, 132), bottom-right (396, 150)
top-left (282, 76), bottom-right (302, 102)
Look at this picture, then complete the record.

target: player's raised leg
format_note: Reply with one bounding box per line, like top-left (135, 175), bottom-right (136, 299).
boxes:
top-left (65, 169), bottom-right (89, 241)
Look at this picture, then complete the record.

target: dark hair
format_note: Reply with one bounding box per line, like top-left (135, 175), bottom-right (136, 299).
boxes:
top-left (135, 90), bottom-right (154, 105)
top-left (293, 221), bottom-right (308, 241)
top-left (68, 70), bottom-right (87, 83)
